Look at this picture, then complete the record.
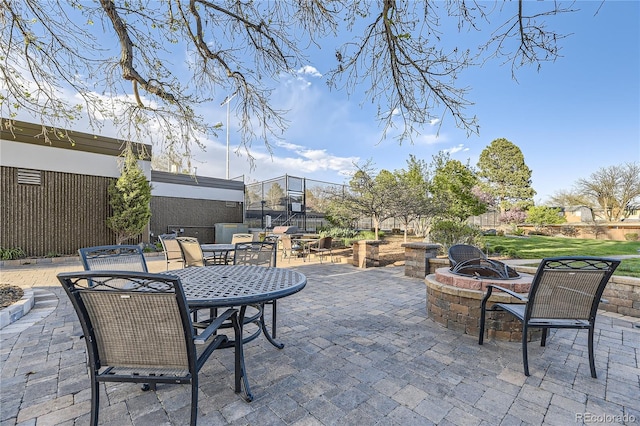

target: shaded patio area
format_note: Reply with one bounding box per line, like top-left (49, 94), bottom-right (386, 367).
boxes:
top-left (1, 259), bottom-right (639, 425)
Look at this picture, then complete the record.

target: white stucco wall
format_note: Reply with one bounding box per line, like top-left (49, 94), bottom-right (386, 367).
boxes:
top-left (0, 139), bottom-right (151, 179)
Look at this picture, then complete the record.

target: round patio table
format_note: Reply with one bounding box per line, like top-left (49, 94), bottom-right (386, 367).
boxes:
top-left (200, 243), bottom-right (235, 264)
top-left (164, 265), bottom-right (307, 401)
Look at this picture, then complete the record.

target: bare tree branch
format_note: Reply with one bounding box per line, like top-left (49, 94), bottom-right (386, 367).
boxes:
top-left (1, 0), bottom-right (580, 161)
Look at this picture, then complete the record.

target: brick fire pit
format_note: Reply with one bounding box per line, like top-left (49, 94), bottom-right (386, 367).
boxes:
top-left (425, 267), bottom-right (542, 342)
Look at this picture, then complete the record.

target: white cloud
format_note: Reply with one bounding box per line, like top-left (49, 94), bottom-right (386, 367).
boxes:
top-left (297, 65), bottom-right (322, 78)
top-left (274, 140), bottom-right (305, 151)
top-left (414, 133), bottom-right (445, 145)
top-left (443, 144), bottom-right (469, 154)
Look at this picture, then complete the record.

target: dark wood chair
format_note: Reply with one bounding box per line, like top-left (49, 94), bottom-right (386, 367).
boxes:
top-left (479, 256), bottom-right (620, 378)
top-left (57, 270), bottom-right (241, 426)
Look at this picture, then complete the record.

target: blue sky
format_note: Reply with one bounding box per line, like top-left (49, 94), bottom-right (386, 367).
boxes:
top-left (9, 1), bottom-right (639, 204)
top-left (193, 0), bottom-right (638, 204)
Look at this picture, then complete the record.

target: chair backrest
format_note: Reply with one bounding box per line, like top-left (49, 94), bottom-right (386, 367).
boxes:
top-left (448, 244), bottom-right (486, 267)
top-left (281, 235), bottom-right (293, 250)
top-left (57, 271), bottom-right (192, 371)
top-left (321, 236), bottom-right (333, 249)
top-left (79, 245), bottom-right (148, 272)
top-left (233, 241), bottom-right (277, 267)
top-left (526, 257), bottom-right (620, 322)
top-left (176, 237), bottom-right (206, 267)
top-left (158, 234), bottom-right (185, 269)
top-left (231, 233), bottom-right (254, 244)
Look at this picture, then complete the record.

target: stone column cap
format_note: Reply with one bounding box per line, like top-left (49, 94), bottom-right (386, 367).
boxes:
top-left (401, 242), bottom-right (441, 249)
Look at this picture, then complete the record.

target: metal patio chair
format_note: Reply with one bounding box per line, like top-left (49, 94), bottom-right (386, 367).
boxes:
top-left (479, 256), bottom-right (620, 378)
top-left (232, 241), bottom-right (277, 267)
top-left (177, 236), bottom-right (225, 267)
top-left (280, 235), bottom-right (301, 262)
top-left (57, 270), bottom-right (241, 426)
top-left (78, 245), bottom-right (148, 288)
top-left (158, 233), bottom-right (185, 270)
top-left (309, 236), bottom-right (333, 263)
top-left (448, 244), bottom-right (519, 279)
top-left (232, 241), bottom-right (282, 344)
top-left (448, 243), bottom-right (486, 268)
top-left (231, 233), bottom-right (254, 244)
top-left (79, 244), bottom-right (148, 272)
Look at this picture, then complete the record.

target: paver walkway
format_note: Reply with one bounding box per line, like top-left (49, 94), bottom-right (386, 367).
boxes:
top-left (1, 259), bottom-right (639, 425)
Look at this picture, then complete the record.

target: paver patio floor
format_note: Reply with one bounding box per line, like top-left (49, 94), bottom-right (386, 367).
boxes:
top-left (1, 259), bottom-right (639, 425)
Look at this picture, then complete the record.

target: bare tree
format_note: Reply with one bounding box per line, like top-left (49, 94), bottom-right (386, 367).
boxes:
top-left (388, 155), bottom-right (436, 242)
top-left (2, 0), bottom-right (577, 162)
top-left (576, 162), bottom-right (640, 221)
top-left (547, 189), bottom-right (592, 208)
top-left (327, 161), bottom-right (395, 240)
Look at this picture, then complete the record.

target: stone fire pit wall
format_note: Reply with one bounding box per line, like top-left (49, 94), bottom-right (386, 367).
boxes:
top-left (425, 267), bottom-right (542, 342)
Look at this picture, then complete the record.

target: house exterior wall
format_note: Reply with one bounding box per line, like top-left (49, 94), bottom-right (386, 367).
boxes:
top-left (1, 166), bottom-right (117, 256)
top-left (2, 122), bottom-right (247, 256)
top-left (0, 121), bottom-right (152, 256)
top-left (150, 171), bottom-right (245, 243)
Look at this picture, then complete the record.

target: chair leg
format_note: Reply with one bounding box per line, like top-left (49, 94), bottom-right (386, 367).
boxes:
top-left (479, 310), bottom-right (485, 345)
top-left (478, 293), bottom-right (490, 345)
top-left (522, 323), bottom-right (530, 376)
top-left (541, 328), bottom-right (548, 346)
top-left (190, 377), bottom-right (198, 426)
top-left (588, 325), bottom-right (597, 378)
top-left (90, 377), bottom-right (99, 426)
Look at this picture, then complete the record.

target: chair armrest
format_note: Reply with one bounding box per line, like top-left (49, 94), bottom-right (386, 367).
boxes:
top-left (193, 308), bottom-right (237, 345)
top-left (486, 284), bottom-right (528, 302)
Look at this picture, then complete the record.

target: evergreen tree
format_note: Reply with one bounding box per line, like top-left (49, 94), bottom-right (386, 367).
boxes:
top-left (107, 143), bottom-right (152, 245)
top-left (477, 138), bottom-right (536, 213)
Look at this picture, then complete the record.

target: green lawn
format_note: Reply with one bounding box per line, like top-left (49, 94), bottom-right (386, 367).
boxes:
top-left (484, 235), bottom-right (640, 278)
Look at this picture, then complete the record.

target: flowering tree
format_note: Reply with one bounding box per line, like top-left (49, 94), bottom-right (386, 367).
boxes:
top-left (499, 207), bottom-right (527, 234)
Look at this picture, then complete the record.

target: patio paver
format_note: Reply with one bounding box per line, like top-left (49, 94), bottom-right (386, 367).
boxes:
top-left (1, 259), bottom-right (639, 425)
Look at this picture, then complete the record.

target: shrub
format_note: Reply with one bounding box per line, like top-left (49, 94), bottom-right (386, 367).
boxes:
top-left (490, 245), bottom-right (506, 255)
top-left (324, 227), bottom-right (359, 239)
top-left (503, 248), bottom-right (519, 258)
top-left (0, 247), bottom-right (26, 260)
top-left (560, 226), bottom-right (579, 237)
top-left (511, 227), bottom-right (525, 236)
top-left (357, 230), bottom-right (377, 240)
top-left (428, 220), bottom-right (483, 251)
top-left (624, 233), bottom-right (639, 241)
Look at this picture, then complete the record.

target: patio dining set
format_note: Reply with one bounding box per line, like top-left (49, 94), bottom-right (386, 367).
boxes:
top-left (48, 238), bottom-right (625, 425)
